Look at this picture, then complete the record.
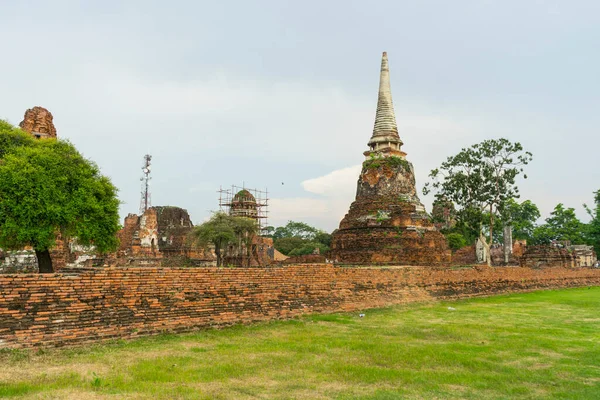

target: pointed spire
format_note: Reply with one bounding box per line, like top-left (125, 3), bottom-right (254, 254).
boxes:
top-left (373, 52), bottom-right (398, 137)
top-left (367, 52), bottom-right (403, 155)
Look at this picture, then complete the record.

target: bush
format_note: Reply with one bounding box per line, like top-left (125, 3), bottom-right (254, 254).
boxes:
top-left (288, 242), bottom-right (329, 257)
top-left (446, 233), bottom-right (468, 251)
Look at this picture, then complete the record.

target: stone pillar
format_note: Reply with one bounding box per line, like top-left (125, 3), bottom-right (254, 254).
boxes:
top-left (503, 224), bottom-right (513, 264)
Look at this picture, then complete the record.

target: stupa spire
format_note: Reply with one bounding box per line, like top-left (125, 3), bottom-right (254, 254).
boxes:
top-left (366, 52), bottom-right (404, 157)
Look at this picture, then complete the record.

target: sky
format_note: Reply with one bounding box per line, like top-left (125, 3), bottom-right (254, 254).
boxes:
top-left (1, 0), bottom-right (599, 232)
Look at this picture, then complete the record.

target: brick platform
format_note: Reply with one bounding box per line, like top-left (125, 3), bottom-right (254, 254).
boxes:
top-left (1, 264), bottom-right (600, 348)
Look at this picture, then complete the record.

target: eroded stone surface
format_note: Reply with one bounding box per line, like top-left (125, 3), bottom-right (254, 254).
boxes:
top-left (117, 206), bottom-right (212, 264)
top-left (19, 106), bottom-right (57, 138)
top-left (330, 52), bottom-right (450, 265)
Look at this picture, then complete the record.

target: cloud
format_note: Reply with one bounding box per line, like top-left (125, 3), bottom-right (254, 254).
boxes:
top-left (302, 165), bottom-right (361, 196)
top-left (269, 165), bottom-right (360, 231)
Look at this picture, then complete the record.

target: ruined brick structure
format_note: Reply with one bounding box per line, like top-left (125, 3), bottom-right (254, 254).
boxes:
top-left (520, 245), bottom-right (576, 268)
top-left (571, 245), bottom-right (597, 267)
top-left (2, 264), bottom-right (600, 349)
top-left (117, 206), bottom-right (212, 265)
top-left (230, 189), bottom-right (259, 218)
top-left (520, 244), bottom-right (597, 269)
top-left (18, 106), bottom-right (57, 139)
top-left (330, 52), bottom-right (451, 265)
top-left (222, 190), bottom-right (284, 266)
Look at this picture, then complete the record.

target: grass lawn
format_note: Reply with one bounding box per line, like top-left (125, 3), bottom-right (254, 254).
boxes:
top-left (1, 287), bottom-right (600, 399)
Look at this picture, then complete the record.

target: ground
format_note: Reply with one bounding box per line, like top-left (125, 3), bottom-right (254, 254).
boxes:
top-left (1, 287), bottom-right (599, 399)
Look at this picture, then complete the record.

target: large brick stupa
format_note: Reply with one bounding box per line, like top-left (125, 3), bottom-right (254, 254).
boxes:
top-left (330, 52), bottom-right (451, 265)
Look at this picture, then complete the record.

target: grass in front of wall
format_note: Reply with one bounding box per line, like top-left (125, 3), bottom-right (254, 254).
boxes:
top-left (1, 287), bottom-right (600, 399)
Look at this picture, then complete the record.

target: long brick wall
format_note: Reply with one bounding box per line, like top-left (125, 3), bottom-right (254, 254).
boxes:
top-left (2, 264), bottom-right (600, 348)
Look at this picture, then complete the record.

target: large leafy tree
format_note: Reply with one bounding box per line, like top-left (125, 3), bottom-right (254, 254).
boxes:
top-left (530, 204), bottom-right (587, 245)
top-left (424, 138), bottom-right (532, 265)
top-left (272, 221), bottom-right (319, 240)
top-left (0, 129), bottom-right (120, 273)
top-left (191, 212), bottom-right (258, 267)
top-left (496, 199), bottom-right (541, 243)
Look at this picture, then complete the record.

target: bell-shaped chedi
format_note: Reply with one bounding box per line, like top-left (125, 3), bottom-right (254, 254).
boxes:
top-left (19, 106), bottom-right (57, 139)
top-left (330, 52), bottom-right (450, 265)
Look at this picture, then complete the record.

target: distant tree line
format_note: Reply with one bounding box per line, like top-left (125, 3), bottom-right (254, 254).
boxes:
top-left (425, 138), bottom-right (599, 260)
top-left (263, 221), bottom-right (332, 257)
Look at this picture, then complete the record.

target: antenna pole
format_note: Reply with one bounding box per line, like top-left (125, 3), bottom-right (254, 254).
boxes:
top-left (139, 154), bottom-right (152, 214)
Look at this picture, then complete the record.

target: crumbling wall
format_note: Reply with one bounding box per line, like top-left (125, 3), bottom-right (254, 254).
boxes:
top-left (2, 264), bottom-right (600, 349)
top-left (450, 244), bottom-right (478, 266)
top-left (224, 236), bottom-right (278, 267)
top-left (117, 206), bottom-right (213, 265)
top-left (520, 246), bottom-right (576, 268)
top-left (0, 236), bottom-right (96, 274)
top-left (570, 245), bottom-right (597, 267)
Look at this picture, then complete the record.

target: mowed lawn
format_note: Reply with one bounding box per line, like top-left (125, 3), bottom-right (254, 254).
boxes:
top-left (1, 288), bottom-right (600, 399)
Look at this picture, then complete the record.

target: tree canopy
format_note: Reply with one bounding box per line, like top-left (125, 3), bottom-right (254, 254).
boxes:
top-left (0, 124), bottom-right (120, 272)
top-left (191, 212), bottom-right (258, 267)
top-left (266, 220), bottom-right (331, 256)
top-left (424, 138), bottom-right (532, 265)
top-left (499, 199), bottom-right (541, 242)
top-left (530, 204), bottom-right (588, 246)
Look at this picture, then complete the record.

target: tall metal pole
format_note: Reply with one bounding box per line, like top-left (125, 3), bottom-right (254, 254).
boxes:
top-left (139, 154), bottom-right (152, 214)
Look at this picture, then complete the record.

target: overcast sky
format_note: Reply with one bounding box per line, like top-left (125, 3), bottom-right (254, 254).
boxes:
top-left (1, 0), bottom-right (599, 231)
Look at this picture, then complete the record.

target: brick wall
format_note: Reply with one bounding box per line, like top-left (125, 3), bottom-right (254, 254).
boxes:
top-left (2, 264), bottom-right (600, 349)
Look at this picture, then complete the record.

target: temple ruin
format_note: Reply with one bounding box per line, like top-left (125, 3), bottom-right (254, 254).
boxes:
top-left (117, 206), bottom-right (212, 265)
top-left (19, 106), bottom-right (57, 139)
top-left (219, 185), bottom-right (283, 266)
top-left (330, 52), bottom-right (451, 265)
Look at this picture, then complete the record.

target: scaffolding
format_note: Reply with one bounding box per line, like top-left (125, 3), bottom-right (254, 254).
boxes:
top-left (218, 184), bottom-right (269, 233)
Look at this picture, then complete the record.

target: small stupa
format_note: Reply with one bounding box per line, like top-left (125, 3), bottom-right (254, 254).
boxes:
top-left (330, 52), bottom-right (450, 265)
top-left (19, 106), bottom-right (57, 139)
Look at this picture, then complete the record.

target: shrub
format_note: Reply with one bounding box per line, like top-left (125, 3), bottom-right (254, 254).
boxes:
top-left (446, 233), bottom-right (468, 251)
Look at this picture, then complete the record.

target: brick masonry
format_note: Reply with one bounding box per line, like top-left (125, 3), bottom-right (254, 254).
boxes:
top-left (1, 264), bottom-right (600, 349)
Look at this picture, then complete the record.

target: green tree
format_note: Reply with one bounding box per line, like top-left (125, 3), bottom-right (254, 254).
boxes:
top-left (273, 221), bottom-right (318, 240)
top-left (531, 204), bottom-right (587, 245)
top-left (502, 199), bottom-right (541, 241)
top-left (445, 232), bottom-right (468, 251)
top-left (273, 237), bottom-right (306, 256)
top-left (191, 212), bottom-right (258, 267)
top-left (584, 189), bottom-right (600, 254)
top-left (288, 242), bottom-right (328, 257)
top-left (271, 220), bottom-right (331, 256)
top-left (191, 212), bottom-right (235, 267)
top-left (424, 138), bottom-right (532, 265)
top-left (0, 135), bottom-right (120, 273)
top-left (0, 120), bottom-right (36, 158)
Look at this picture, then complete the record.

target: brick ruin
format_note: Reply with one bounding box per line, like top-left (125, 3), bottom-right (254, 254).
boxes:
top-left (330, 52), bottom-right (451, 265)
top-left (223, 189), bottom-right (284, 266)
top-left (19, 106), bottom-right (57, 139)
top-left (520, 244), bottom-right (597, 269)
top-left (116, 206), bottom-right (213, 266)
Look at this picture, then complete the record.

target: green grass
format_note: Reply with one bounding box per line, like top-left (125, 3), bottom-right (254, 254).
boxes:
top-left (1, 287), bottom-right (600, 399)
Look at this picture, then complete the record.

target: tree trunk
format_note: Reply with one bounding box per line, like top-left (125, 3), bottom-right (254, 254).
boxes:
top-left (479, 232), bottom-right (492, 267)
top-left (489, 204), bottom-right (494, 245)
top-left (215, 243), bottom-right (222, 267)
top-left (503, 224), bottom-right (512, 265)
top-left (35, 249), bottom-right (54, 273)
